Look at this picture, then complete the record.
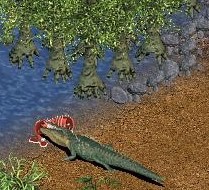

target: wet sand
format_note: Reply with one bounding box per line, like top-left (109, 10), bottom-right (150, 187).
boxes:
top-left (1, 48), bottom-right (209, 189)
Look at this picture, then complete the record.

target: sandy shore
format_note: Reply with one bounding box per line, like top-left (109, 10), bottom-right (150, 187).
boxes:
top-left (1, 53), bottom-right (209, 189)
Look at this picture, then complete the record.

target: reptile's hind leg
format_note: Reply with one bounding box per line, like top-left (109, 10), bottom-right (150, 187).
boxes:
top-left (94, 159), bottom-right (115, 172)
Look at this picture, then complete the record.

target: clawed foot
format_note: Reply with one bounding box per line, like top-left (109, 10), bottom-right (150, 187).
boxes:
top-left (63, 155), bottom-right (76, 161)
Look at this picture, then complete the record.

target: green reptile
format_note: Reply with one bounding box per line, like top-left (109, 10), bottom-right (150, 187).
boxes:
top-left (40, 123), bottom-right (165, 185)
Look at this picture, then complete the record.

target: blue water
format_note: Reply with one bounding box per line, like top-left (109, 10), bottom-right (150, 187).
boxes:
top-left (0, 33), bottom-right (117, 139)
top-left (0, 11), bottom-right (189, 142)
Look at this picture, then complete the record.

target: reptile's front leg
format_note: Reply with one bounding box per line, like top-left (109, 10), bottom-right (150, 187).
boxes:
top-left (64, 144), bottom-right (77, 161)
top-left (64, 155), bottom-right (76, 161)
top-left (64, 153), bottom-right (76, 161)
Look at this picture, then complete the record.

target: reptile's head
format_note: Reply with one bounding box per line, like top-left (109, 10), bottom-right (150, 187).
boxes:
top-left (40, 127), bottom-right (71, 147)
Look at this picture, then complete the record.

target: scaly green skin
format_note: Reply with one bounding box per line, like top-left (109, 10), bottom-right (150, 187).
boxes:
top-left (40, 125), bottom-right (165, 185)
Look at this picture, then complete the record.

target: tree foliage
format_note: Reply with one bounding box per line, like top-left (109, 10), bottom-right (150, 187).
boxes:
top-left (0, 0), bottom-right (190, 98)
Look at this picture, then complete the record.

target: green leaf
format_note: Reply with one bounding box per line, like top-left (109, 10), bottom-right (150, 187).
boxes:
top-left (76, 176), bottom-right (93, 183)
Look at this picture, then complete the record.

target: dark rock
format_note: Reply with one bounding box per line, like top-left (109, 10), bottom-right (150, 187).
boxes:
top-left (197, 30), bottom-right (205, 39)
top-left (166, 46), bottom-right (179, 56)
top-left (111, 86), bottom-right (129, 104)
top-left (198, 5), bottom-right (209, 19)
top-left (132, 94), bottom-right (141, 103)
top-left (184, 54), bottom-right (197, 68)
top-left (161, 33), bottom-right (180, 45)
top-left (180, 38), bottom-right (197, 55)
top-left (127, 93), bottom-right (133, 102)
top-left (127, 82), bottom-right (147, 95)
top-left (162, 60), bottom-right (179, 81)
top-left (206, 7), bottom-right (209, 19)
top-left (205, 30), bottom-right (209, 37)
top-left (134, 54), bottom-right (160, 83)
top-left (195, 16), bottom-right (209, 30)
top-left (202, 6), bottom-right (209, 19)
top-left (181, 22), bottom-right (196, 38)
top-left (199, 0), bottom-right (209, 5)
top-left (180, 54), bottom-right (197, 76)
top-left (147, 70), bottom-right (165, 92)
top-left (169, 12), bottom-right (191, 27)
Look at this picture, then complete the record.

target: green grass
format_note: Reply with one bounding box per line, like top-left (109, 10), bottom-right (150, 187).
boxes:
top-left (76, 175), bottom-right (121, 190)
top-left (0, 154), bottom-right (47, 190)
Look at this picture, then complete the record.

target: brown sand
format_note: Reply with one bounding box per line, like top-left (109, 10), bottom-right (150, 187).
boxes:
top-left (1, 44), bottom-right (209, 189)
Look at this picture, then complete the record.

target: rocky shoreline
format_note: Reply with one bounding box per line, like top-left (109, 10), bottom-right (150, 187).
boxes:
top-left (108, 0), bottom-right (209, 104)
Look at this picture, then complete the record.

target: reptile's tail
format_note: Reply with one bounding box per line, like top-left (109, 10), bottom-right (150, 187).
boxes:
top-left (110, 154), bottom-right (165, 184)
top-left (130, 161), bottom-right (165, 184)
